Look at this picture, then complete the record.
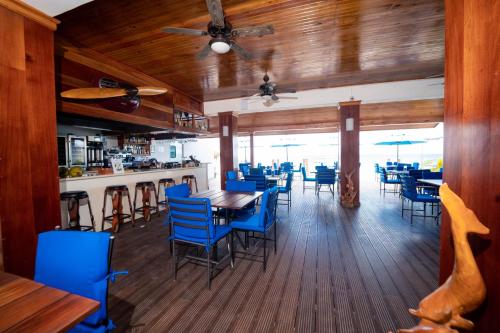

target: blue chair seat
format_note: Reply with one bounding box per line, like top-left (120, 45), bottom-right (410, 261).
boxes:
top-left (413, 194), bottom-right (440, 203)
top-left (384, 179), bottom-right (401, 184)
top-left (169, 225), bottom-right (231, 246)
top-left (277, 186), bottom-right (289, 193)
top-left (232, 214), bottom-right (275, 233)
top-left (303, 176), bottom-right (315, 182)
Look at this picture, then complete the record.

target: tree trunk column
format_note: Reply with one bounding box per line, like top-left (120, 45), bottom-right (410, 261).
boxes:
top-left (218, 112), bottom-right (238, 189)
top-left (339, 100), bottom-right (360, 207)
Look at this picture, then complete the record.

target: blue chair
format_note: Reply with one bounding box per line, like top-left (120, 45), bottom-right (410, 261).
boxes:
top-left (168, 197), bottom-right (232, 289)
top-left (230, 187), bottom-right (278, 271)
top-left (315, 168), bottom-right (336, 196)
top-left (225, 180), bottom-right (257, 218)
top-left (292, 163), bottom-right (303, 175)
top-left (250, 167), bottom-right (264, 176)
top-left (379, 168), bottom-right (401, 194)
top-left (35, 231), bottom-right (127, 333)
top-left (422, 171), bottom-right (443, 179)
top-left (400, 176), bottom-right (440, 224)
top-left (165, 183), bottom-right (190, 199)
top-left (412, 162), bottom-right (420, 170)
top-left (244, 174), bottom-right (268, 191)
top-left (301, 167), bottom-right (316, 191)
top-left (278, 172), bottom-right (293, 208)
top-left (226, 170), bottom-right (238, 181)
top-left (281, 162), bottom-right (293, 173)
top-left (239, 163), bottom-right (250, 176)
top-left (315, 165), bottom-right (328, 172)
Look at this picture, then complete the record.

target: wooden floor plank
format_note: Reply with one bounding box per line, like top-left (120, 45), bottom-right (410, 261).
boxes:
top-left (106, 178), bottom-right (439, 332)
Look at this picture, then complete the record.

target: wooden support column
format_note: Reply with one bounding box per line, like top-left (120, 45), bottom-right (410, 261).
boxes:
top-left (249, 132), bottom-right (255, 167)
top-left (0, 1), bottom-right (60, 278)
top-left (440, 1), bottom-right (499, 331)
top-left (339, 101), bottom-right (360, 207)
top-left (218, 112), bottom-right (238, 189)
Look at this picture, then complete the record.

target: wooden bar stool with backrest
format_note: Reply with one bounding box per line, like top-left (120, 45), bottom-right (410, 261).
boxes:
top-left (157, 178), bottom-right (176, 208)
top-left (182, 175), bottom-right (198, 193)
top-left (133, 181), bottom-right (159, 222)
top-left (102, 185), bottom-right (134, 233)
top-left (60, 191), bottom-right (96, 231)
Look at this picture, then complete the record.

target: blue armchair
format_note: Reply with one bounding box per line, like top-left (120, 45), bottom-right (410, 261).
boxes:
top-left (379, 168), bottom-right (401, 194)
top-left (315, 168), bottom-right (336, 196)
top-left (168, 197), bottom-right (233, 289)
top-left (400, 176), bottom-right (440, 224)
top-left (230, 187), bottom-right (278, 271)
top-left (35, 231), bottom-right (127, 333)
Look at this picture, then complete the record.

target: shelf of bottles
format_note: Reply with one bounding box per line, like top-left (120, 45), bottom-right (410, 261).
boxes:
top-left (174, 111), bottom-right (209, 133)
top-left (123, 136), bottom-right (150, 156)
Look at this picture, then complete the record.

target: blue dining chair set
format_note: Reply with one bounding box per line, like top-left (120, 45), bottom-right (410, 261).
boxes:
top-left (379, 168), bottom-right (401, 194)
top-left (168, 196), bottom-right (233, 289)
top-left (400, 175), bottom-right (441, 224)
top-left (301, 166), bottom-right (316, 191)
top-left (230, 187), bottom-right (279, 271)
top-left (35, 230), bottom-right (127, 333)
top-left (278, 172), bottom-right (293, 209)
top-left (315, 168), bottom-right (336, 196)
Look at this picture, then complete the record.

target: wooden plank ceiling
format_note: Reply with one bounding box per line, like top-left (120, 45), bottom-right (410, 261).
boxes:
top-left (56, 0), bottom-right (444, 101)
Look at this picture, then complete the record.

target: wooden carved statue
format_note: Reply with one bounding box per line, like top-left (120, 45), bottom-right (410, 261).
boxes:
top-left (341, 169), bottom-right (357, 208)
top-left (395, 184), bottom-right (489, 333)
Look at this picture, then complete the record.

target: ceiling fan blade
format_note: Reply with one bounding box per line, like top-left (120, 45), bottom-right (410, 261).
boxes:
top-left (271, 94), bottom-right (279, 101)
top-left (162, 27), bottom-right (208, 36)
top-left (230, 42), bottom-right (252, 60)
top-left (196, 43), bottom-right (212, 60)
top-left (276, 96), bottom-right (298, 100)
top-left (205, 0), bottom-right (225, 28)
top-left (232, 25), bottom-right (274, 37)
top-left (137, 87), bottom-right (168, 96)
top-left (61, 88), bottom-right (127, 99)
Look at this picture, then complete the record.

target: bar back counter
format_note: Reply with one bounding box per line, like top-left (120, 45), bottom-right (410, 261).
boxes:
top-left (59, 164), bottom-right (209, 231)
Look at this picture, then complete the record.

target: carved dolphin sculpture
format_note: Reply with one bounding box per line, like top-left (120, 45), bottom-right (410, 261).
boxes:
top-left (396, 183), bottom-right (489, 332)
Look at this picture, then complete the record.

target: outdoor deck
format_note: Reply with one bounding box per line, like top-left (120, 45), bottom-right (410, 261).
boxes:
top-left (108, 179), bottom-right (440, 332)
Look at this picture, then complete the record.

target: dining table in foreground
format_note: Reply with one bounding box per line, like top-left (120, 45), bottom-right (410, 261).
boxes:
top-left (190, 189), bottom-right (263, 210)
top-left (0, 271), bottom-right (99, 333)
top-left (417, 179), bottom-right (443, 187)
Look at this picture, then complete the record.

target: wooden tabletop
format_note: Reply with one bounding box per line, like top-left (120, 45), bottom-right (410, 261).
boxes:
top-left (191, 189), bottom-right (263, 210)
top-left (417, 179), bottom-right (443, 187)
top-left (0, 272), bottom-right (99, 333)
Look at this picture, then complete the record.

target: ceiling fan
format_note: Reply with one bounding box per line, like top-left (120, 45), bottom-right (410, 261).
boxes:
top-left (244, 73), bottom-right (298, 107)
top-left (60, 78), bottom-right (168, 113)
top-left (161, 0), bottom-right (274, 60)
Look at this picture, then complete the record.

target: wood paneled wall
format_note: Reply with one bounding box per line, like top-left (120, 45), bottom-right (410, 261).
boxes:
top-left (208, 99), bottom-right (444, 135)
top-left (442, 1), bottom-right (500, 331)
top-left (0, 3), bottom-right (60, 277)
top-left (339, 101), bottom-right (360, 206)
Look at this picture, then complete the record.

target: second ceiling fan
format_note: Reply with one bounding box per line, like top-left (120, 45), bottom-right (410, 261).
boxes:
top-left (162, 0), bottom-right (274, 60)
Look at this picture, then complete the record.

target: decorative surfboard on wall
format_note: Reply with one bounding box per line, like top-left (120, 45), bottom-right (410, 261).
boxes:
top-left (60, 78), bottom-right (167, 113)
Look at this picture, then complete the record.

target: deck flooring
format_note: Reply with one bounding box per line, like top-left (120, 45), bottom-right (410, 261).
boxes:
top-left (108, 179), bottom-right (440, 332)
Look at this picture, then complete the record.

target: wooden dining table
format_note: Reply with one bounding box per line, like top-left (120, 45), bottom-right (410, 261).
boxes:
top-left (0, 271), bottom-right (99, 333)
top-left (190, 189), bottom-right (263, 210)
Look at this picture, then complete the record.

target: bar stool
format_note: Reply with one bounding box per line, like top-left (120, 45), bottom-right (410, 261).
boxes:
top-left (60, 191), bottom-right (95, 231)
top-left (157, 178), bottom-right (176, 206)
top-left (133, 181), bottom-right (159, 222)
top-left (182, 175), bottom-right (198, 193)
top-left (101, 185), bottom-right (134, 233)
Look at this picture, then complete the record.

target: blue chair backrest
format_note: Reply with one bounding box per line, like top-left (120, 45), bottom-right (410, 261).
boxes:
top-left (386, 162), bottom-right (393, 166)
top-left (412, 162), bottom-right (420, 170)
top-left (168, 197), bottom-right (214, 244)
top-left (315, 165), bottom-right (328, 172)
top-left (422, 171), bottom-right (443, 179)
top-left (266, 187), bottom-right (279, 225)
top-left (244, 174), bottom-right (267, 191)
top-left (301, 166), bottom-right (308, 178)
top-left (257, 189), bottom-right (274, 228)
top-left (166, 183), bottom-right (190, 198)
top-left (226, 180), bottom-right (257, 192)
top-left (250, 167), bottom-right (264, 175)
top-left (316, 169), bottom-right (336, 185)
top-left (226, 170), bottom-right (238, 181)
top-left (374, 163), bottom-right (379, 172)
top-left (35, 231), bottom-right (111, 326)
top-left (401, 176), bottom-right (418, 198)
top-left (408, 169), bottom-right (424, 179)
top-left (284, 172), bottom-right (293, 190)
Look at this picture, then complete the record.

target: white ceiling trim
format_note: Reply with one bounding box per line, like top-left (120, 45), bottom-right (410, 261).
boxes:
top-left (22, 0), bottom-right (93, 17)
top-left (203, 78), bottom-right (444, 116)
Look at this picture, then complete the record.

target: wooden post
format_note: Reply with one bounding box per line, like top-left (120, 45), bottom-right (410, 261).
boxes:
top-left (339, 101), bottom-right (360, 207)
top-left (250, 132), bottom-right (255, 167)
top-left (218, 112), bottom-right (238, 190)
top-left (441, 1), bottom-right (500, 331)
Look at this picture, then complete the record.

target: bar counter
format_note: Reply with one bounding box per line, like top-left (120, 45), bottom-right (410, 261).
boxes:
top-left (59, 164), bottom-right (209, 231)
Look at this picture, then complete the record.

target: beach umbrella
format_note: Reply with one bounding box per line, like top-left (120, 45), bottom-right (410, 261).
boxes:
top-left (271, 143), bottom-right (304, 162)
top-left (374, 140), bottom-right (426, 162)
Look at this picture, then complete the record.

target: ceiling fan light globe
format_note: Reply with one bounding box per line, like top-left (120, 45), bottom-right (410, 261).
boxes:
top-left (210, 40), bottom-right (231, 54)
top-left (263, 95), bottom-right (272, 101)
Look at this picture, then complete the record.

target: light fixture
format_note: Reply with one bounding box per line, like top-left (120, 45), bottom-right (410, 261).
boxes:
top-left (210, 37), bottom-right (231, 54)
top-left (263, 94), bottom-right (272, 101)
